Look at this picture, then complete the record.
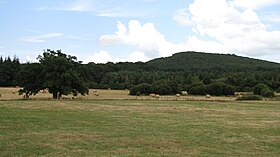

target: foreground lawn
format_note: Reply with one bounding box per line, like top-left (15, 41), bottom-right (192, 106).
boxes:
top-left (0, 100), bottom-right (280, 156)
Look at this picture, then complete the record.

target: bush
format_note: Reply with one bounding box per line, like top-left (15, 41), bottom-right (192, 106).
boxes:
top-left (130, 81), bottom-right (182, 96)
top-left (260, 88), bottom-right (275, 98)
top-left (206, 82), bottom-right (226, 96)
top-left (253, 83), bottom-right (275, 97)
top-left (189, 85), bottom-right (207, 95)
top-left (224, 85), bottom-right (235, 96)
top-left (152, 80), bottom-right (181, 95)
top-left (253, 83), bottom-right (268, 95)
top-left (187, 81), bottom-right (204, 91)
top-left (129, 83), bottom-right (152, 96)
top-left (236, 95), bottom-right (262, 101)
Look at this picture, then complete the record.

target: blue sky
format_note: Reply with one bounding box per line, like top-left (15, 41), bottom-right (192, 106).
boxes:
top-left (0, 0), bottom-right (280, 63)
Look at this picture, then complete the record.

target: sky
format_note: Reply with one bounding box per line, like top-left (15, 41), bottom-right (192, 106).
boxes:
top-left (0, 0), bottom-right (280, 63)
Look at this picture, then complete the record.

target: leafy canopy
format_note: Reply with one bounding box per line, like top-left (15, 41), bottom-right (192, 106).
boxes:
top-left (19, 49), bottom-right (89, 99)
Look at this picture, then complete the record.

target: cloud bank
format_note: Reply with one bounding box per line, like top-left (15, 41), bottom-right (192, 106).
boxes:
top-left (94, 0), bottom-right (280, 63)
top-left (29, 0), bottom-right (280, 63)
top-left (99, 20), bottom-right (188, 59)
top-left (174, 0), bottom-right (280, 57)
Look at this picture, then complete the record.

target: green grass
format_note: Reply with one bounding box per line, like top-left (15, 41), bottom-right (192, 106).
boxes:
top-left (0, 100), bottom-right (280, 156)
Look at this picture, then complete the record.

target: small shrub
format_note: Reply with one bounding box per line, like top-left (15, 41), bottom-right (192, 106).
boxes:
top-left (253, 83), bottom-right (268, 95)
top-left (260, 88), bottom-right (275, 98)
top-left (253, 83), bottom-right (275, 97)
top-left (236, 95), bottom-right (262, 101)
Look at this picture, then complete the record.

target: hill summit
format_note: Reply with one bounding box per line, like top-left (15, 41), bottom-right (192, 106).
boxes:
top-left (147, 51), bottom-right (280, 71)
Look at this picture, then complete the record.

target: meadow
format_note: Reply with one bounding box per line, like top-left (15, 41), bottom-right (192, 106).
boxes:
top-left (0, 88), bottom-right (236, 101)
top-left (0, 88), bottom-right (280, 156)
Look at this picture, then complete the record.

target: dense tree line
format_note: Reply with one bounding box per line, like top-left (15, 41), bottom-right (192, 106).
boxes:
top-left (81, 66), bottom-right (278, 97)
top-left (1, 51), bottom-right (279, 97)
top-left (0, 56), bottom-right (20, 87)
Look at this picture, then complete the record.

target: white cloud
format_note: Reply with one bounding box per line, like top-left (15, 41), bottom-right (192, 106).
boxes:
top-left (231, 0), bottom-right (280, 10)
top-left (99, 20), bottom-right (188, 58)
top-left (97, 0), bottom-right (280, 62)
top-left (99, 35), bottom-right (120, 45)
top-left (186, 36), bottom-right (227, 53)
top-left (85, 50), bottom-right (113, 64)
top-left (84, 50), bottom-right (150, 64)
top-left (0, 46), bottom-right (3, 49)
top-left (99, 18), bottom-right (249, 62)
top-left (128, 51), bottom-right (150, 62)
top-left (173, 9), bottom-right (193, 26)
top-left (26, 56), bottom-right (38, 63)
top-left (173, 0), bottom-right (280, 57)
top-left (262, 13), bottom-right (280, 23)
top-left (258, 54), bottom-right (280, 63)
top-left (19, 33), bottom-right (64, 43)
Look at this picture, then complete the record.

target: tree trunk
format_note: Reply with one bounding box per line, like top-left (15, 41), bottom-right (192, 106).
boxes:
top-left (53, 92), bottom-right (58, 99)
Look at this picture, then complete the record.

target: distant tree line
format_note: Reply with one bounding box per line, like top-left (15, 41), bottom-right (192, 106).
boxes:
top-left (0, 50), bottom-right (279, 98)
top-left (0, 56), bottom-right (20, 87)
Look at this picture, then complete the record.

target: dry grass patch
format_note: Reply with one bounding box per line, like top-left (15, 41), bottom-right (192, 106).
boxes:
top-left (0, 87), bottom-right (238, 101)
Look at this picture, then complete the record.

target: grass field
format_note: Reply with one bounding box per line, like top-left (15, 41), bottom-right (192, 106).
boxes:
top-left (0, 99), bottom-right (280, 156)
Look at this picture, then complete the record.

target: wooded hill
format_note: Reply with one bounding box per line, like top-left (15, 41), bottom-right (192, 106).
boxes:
top-left (1, 51), bottom-right (280, 97)
top-left (66, 51), bottom-right (280, 97)
top-left (147, 51), bottom-right (280, 71)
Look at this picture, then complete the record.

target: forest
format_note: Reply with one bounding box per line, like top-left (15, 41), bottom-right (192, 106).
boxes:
top-left (0, 51), bottom-right (280, 98)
